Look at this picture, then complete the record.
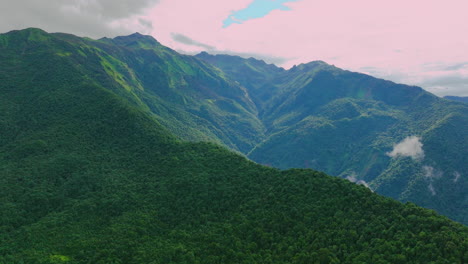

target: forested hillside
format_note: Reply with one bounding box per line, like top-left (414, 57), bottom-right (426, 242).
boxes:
top-left (1, 27), bottom-right (466, 226)
top-left (197, 53), bottom-right (468, 225)
top-left (0, 28), bottom-right (467, 263)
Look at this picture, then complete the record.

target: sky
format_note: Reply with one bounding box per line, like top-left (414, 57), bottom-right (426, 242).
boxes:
top-left (1, 0), bottom-right (468, 96)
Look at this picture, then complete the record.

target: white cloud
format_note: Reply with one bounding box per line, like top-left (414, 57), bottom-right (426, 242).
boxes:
top-left (428, 182), bottom-right (436, 196)
top-left (422, 165), bottom-right (443, 196)
top-left (453, 171), bottom-right (461, 183)
top-left (346, 173), bottom-right (357, 182)
top-left (422, 165), bottom-right (443, 179)
top-left (387, 136), bottom-right (425, 160)
top-left (346, 172), bottom-right (372, 191)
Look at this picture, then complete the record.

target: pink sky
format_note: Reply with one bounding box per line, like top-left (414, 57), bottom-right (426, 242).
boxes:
top-left (1, 0), bottom-right (467, 96)
top-left (141, 0), bottom-right (468, 96)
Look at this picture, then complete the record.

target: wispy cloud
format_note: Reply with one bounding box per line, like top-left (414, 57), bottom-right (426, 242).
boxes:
top-left (453, 171), bottom-right (461, 183)
top-left (171, 33), bottom-right (216, 50)
top-left (422, 165), bottom-right (443, 196)
top-left (346, 172), bottom-right (372, 191)
top-left (387, 136), bottom-right (425, 160)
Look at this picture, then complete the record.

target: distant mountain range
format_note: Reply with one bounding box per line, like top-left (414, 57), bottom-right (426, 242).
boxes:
top-left (444, 95), bottom-right (468, 103)
top-left (0, 28), bottom-right (467, 262)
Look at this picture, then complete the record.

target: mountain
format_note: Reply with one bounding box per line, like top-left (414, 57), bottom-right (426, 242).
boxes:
top-left (1, 28), bottom-right (467, 263)
top-left (444, 95), bottom-right (468, 103)
top-left (196, 53), bottom-right (468, 225)
top-left (3, 28), bottom-right (265, 155)
top-left (1, 28), bottom-right (465, 227)
top-left (1, 28), bottom-right (466, 226)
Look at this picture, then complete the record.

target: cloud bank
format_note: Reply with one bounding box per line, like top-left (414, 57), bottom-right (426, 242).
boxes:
top-left (387, 136), bottom-right (425, 160)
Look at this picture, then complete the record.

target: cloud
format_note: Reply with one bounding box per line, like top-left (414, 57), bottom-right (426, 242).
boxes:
top-left (172, 32), bottom-right (290, 65)
top-left (0, 0), bottom-right (159, 38)
top-left (441, 62), bottom-right (468, 71)
top-left (418, 76), bottom-right (468, 97)
top-left (387, 136), bottom-right (425, 160)
top-left (422, 165), bottom-right (443, 196)
top-left (359, 62), bottom-right (468, 97)
top-left (453, 171), bottom-right (461, 183)
top-left (171, 33), bottom-right (216, 51)
top-left (346, 172), bottom-right (373, 191)
top-left (4, 0), bottom-right (466, 96)
top-left (146, 0), bottom-right (468, 102)
top-left (223, 0), bottom-right (300, 28)
top-left (427, 183), bottom-right (436, 196)
top-left (346, 173), bottom-right (357, 182)
top-left (422, 165), bottom-right (443, 179)
top-left (138, 18), bottom-right (153, 30)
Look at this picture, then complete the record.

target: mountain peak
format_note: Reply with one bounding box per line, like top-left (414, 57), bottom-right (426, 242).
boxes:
top-left (291, 60), bottom-right (335, 71)
top-left (110, 32), bottom-right (161, 49)
top-left (18, 27), bottom-right (48, 34)
top-left (130, 32), bottom-right (144, 37)
top-left (2, 27), bottom-right (50, 40)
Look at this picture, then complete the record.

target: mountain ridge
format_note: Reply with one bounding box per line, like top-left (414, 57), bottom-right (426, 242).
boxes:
top-left (8, 29), bottom-right (463, 225)
top-left (444, 95), bottom-right (468, 103)
top-left (1, 28), bottom-right (467, 263)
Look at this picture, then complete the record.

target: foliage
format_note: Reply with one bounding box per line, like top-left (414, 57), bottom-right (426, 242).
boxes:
top-left (1, 28), bottom-right (467, 263)
top-left (0, 29), bottom-right (468, 264)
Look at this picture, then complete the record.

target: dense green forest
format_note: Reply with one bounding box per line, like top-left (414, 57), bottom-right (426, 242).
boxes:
top-left (0, 28), bottom-right (467, 263)
top-left (196, 53), bottom-right (468, 225)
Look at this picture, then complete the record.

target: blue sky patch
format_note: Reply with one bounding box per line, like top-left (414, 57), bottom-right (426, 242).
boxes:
top-left (223, 0), bottom-right (299, 28)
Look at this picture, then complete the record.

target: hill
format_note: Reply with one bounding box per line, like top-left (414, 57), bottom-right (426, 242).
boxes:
top-left (0, 28), bottom-right (467, 263)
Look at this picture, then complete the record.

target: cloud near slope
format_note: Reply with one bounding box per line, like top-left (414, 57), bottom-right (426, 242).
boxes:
top-left (387, 136), bottom-right (425, 160)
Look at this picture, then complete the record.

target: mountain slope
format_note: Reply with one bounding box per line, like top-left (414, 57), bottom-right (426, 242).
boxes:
top-left (2, 28), bottom-right (266, 154)
top-left (196, 53), bottom-right (468, 225)
top-left (195, 52), bottom-right (285, 112)
top-left (1, 28), bottom-right (467, 264)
